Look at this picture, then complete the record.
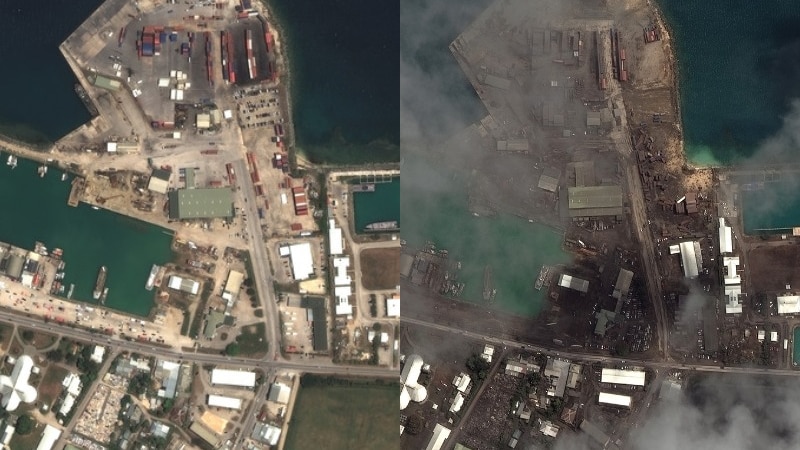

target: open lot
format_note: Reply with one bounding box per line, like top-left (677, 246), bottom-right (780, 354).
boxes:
top-left (748, 245), bottom-right (800, 293)
top-left (234, 322), bottom-right (268, 357)
top-left (360, 248), bottom-right (400, 290)
top-left (38, 364), bottom-right (71, 410)
top-left (283, 376), bottom-right (397, 450)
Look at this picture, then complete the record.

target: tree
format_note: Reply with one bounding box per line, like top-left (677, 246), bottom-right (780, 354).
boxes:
top-left (15, 415), bottom-right (35, 435)
top-left (225, 343), bottom-right (241, 356)
top-left (466, 354), bottom-right (491, 380)
top-left (405, 414), bottom-right (424, 435)
top-left (21, 330), bottom-right (34, 342)
top-left (46, 349), bottom-right (64, 363)
top-left (612, 340), bottom-right (630, 357)
top-left (128, 373), bottom-right (152, 397)
top-left (372, 322), bottom-right (382, 332)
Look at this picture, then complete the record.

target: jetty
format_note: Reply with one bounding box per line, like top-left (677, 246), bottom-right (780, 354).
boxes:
top-left (68, 177), bottom-right (86, 207)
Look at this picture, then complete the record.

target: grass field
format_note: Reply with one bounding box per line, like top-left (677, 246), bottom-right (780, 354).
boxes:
top-left (8, 423), bottom-right (43, 450)
top-left (0, 322), bottom-right (13, 352)
top-left (360, 248), bottom-right (400, 290)
top-left (283, 377), bottom-right (397, 450)
top-left (38, 364), bottom-right (70, 410)
top-left (236, 322), bottom-right (268, 357)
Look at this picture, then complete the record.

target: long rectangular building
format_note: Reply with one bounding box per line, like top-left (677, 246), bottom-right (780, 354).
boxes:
top-left (600, 368), bottom-right (645, 386)
top-left (207, 394), bottom-right (243, 409)
top-left (168, 188), bottom-right (234, 219)
top-left (567, 185), bottom-right (624, 218)
top-left (558, 274), bottom-right (589, 293)
top-left (598, 392), bottom-right (631, 407)
top-left (210, 369), bottom-right (256, 387)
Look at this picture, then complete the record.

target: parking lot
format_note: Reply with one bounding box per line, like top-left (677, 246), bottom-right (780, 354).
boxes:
top-left (235, 86), bottom-right (283, 130)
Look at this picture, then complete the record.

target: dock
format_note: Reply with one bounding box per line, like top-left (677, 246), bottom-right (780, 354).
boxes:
top-left (68, 177), bottom-right (86, 207)
top-left (483, 265), bottom-right (496, 303)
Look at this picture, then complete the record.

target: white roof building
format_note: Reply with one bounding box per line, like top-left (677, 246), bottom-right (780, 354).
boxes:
top-left (452, 372), bottom-right (471, 393)
top-left (719, 218), bottom-right (733, 254)
top-left (725, 285), bottom-right (743, 314)
top-left (90, 345), bottom-right (106, 364)
top-left (600, 368), bottom-right (646, 386)
top-left (333, 257), bottom-right (351, 286)
top-left (425, 424), bottom-right (452, 450)
top-left (482, 344), bottom-right (495, 363)
top-left (449, 392), bottom-right (464, 413)
top-left (0, 355), bottom-right (37, 411)
top-left (289, 243), bottom-right (314, 280)
top-left (777, 295), bottom-right (800, 314)
top-left (679, 241), bottom-right (702, 279)
top-left (558, 274), bottom-right (589, 293)
top-left (1, 424), bottom-right (14, 446)
top-left (401, 354), bottom-right (428, 410)
top-left (334, 286), bottom-right (353, 316)
top-left (268, 382), bottom-right (291, 404)
top-left (58, 393), bottom-right (76, 416)
top-left (328, 219), bottom-right (344, 255)
top-left (598, 392), bottom-right (632, 407)
top-left (723, 256), bottom-right (741, 285)
top-left (771, 331), bottom-right (779, 342)
top-left (167, 275), bottom-right (200, 295)
top-left (223, 270), bottom-right (244, 298)
top-left (36, 425), bottom-right (62, 450)
top-left (207, 395), bottom-right (243, 410)
top-left (210, 369), bottom-right (256, 388)
top-left (386, 297), bottom-right (400, 318)
top-left (63, 372), bottom-right (82, 397)
top-left (251, 422), bottom-right (281, 446)
top-left (540, 420), bottom-right (560, 438)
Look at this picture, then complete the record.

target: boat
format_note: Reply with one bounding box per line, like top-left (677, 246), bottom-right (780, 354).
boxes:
top-left (92, 206), bottom-right (100, 210)
top-left (535, 266), bottom-right (551, 290)
top-left (100, 287), bottom-right (109, 304)
top-left (61, 173), bottom-right (68, 181)
top-left (364, 221), bottom-right (399, 232)
top-left (6, 155), bottom-right (16, 169)
top-left (38, 165), bottom-right (47, 178)
top-left (66, 284), bottom-right (75, 299)
top-left (145, 264), bottom-right (159, 291)
top-left (93, 266), bottom-right (107, 300)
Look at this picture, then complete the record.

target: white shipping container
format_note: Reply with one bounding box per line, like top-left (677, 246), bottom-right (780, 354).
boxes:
top-left (280, 193), bottom-right (288, 205)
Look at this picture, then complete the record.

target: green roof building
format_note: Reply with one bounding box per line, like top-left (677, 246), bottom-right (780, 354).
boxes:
top-left (90, 73), bottom-right (121, 91)
top-left (168, 188), bottom-right (233, 220)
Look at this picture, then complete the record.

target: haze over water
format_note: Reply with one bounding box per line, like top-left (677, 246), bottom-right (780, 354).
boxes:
top-left (658, 0), bottom-right (800, 165)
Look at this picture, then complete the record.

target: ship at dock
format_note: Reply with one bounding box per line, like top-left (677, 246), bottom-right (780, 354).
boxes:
top-left (535, 265), bottom-right (552, 290)
top-left (365, 221), bottom-right (399, 232)
top-left (145, 264), bottom-right (159, 291)
top-left (100, 287), bottom-right (109, 305)
top-left (6, 155), bottom-right (16, 169)
top-left (93, 266), bottom-right (107, 300)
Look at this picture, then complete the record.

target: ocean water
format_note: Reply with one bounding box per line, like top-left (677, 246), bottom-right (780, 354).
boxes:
top-left (267, 0), bottom-right (399, 165)
top-left (0, 0), bottom-right (100, 142)
top-left (352, 178), bottom-right (400, 233)
top-left (0, 157), bottom-right (173, 316)
top-left (658, 0), bottom-right (800, 165)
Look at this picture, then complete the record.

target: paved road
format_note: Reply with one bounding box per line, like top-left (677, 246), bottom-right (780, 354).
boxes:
top-left (403, 316), bottom-right (800, 378)
top-left (1, 309), bottom-right (394, 377)
top-left (235, 158), bottom-right (281, 361)
top-left (234, 370), bottom-right (272, 448)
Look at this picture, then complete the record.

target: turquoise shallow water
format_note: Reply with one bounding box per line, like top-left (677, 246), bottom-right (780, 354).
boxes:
top-left (658, 0), bottom-right (800, 165)
top-left (401, 158), bottom-right (571, 317)
top-left (0, 157), bottom-right (173, 316)
top-left (794, 327), bottom-right (800, 365)
top-left (352, 178), bottom-right (400, 233)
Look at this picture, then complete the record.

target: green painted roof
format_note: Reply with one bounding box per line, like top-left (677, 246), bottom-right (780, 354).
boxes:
top-left (168, 188), bottom-right (233, 219)
top-left (204, 310), bottom-right (225, 339)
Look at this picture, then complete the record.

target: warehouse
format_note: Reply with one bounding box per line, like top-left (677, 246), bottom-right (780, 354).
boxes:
top-left (612, 268), bottom-right (633, 301)
top-left (598, 392), bottom-right (631, 407)
top-left (725, 285), bottom-right (743, 314)
top-left (777, 295), bottom-right (800, 315)
top-left (252, 423), bottom-right (281, 446)
top-left (329, 219), bottom-right (344, 255)
top-left (722, 256), bottom-right (741, 285)
top-left (268, 382), bottom-right (291, 404)
top-left (678, 241), bottom-right (702, 279)
top-left (386, 296), bottom-right (401, 317)
top-left (210, 369), bottom-right (256, 388)
top-left (289, 243), bottom-right (314, 280)
top-left (168, 188), bottom-right (234, 220)
top-left (148, 168), bottom-right (171, 194)
top-left (558, 274), bottom-right (589, 293)
top-left (425, 423), bottom-right (452, 450)
top-left (167, 275), bottom-right (200, 295)
top-left (89, 73), bottom-right (121, 91)
top-left (301, 296), bottom-right (328, 351)
top-left (719, 218), bottom-right (733, 254)
top-left (600, 368), bottom-right (645, 386)
top-left (36, 424), bottom-right (62, 450)
top-left (223, 270), bottom-right (244, 300)
top-left (537, 167), bottom-right (560, 193)
top-left (207, 394), bottom-right (242, 410)
top-left (567, 185), bottom-right (623, 219)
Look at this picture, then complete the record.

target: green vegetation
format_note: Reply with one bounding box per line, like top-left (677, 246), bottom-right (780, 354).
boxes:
top-left (466, 354), bottom-right (491, 380)
top-left (15, 415), bottom-right (35, 435)
top-left (224, 342), bottom-right (240, 356)
top-left (180, 310), bottom-right (191, 336)
top-left (189, 281), bottom-right (215, 339)
top-left (241, 250), bottom-right (260, 302)
top-left (370, 334), bottom-right (381, 365)
top-left (284, 375), bottom-right (397, 450)
top-left (128, 373), bottom-right (153, 397)
top-left (232, 323), bottom-right (268, 356)
top-left (37, 365), bottom-right (70, 411)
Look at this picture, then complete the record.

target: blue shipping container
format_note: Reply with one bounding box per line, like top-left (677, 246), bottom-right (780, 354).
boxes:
top-left (142, 42), bottom-right (154, 55)
top-left (160, 32), bottom-right (167, 43)
top-left (169, 33), bottom-right (178, 42)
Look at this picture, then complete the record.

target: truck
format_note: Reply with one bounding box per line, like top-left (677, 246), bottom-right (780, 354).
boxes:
top-left (258, 208), bottom-right (264, 219)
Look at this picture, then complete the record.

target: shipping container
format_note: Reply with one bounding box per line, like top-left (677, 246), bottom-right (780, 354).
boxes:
top-left (169, 33), bottom-right (178, 42)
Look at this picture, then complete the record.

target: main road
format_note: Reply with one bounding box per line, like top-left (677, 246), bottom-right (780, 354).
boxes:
top-left (403, 316), bottom-right (800, 378)
top-left (1, 309), bottom-right (394, 377)
top-left (235, 158), bottom-right (282, 361)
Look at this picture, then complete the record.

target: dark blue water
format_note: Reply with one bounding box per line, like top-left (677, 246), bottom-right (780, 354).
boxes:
top-left (0, 0), bottom-right (100, 143)
top-left (267, 0), bottom-right (399, 164)
top-left (658, 0), bottom-right (800, 165)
